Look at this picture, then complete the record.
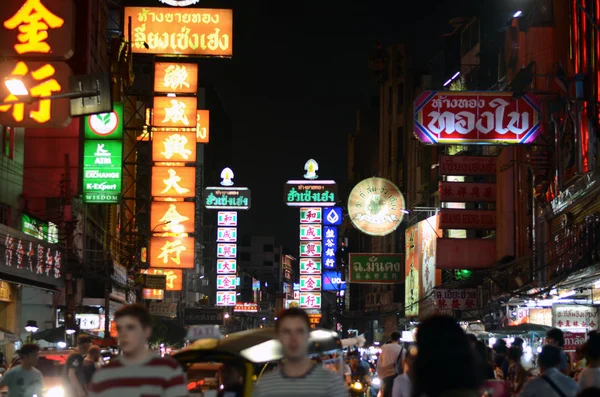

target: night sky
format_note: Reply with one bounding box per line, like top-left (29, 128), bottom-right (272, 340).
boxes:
top-left (191, 0), bottom-right (490, 251)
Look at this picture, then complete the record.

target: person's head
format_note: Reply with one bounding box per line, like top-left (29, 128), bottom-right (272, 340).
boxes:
top-left (77, 336), bottom-right (92, 355)
top-left (348, 350), bottom-right (360, 368)
top-left (538, 345), bottom-right (562, 372)
top-left (508, 346), bottom-right (523, 363)
top-left (274, 308), bottom-right (311, 362)
top-left (19, 344), bottom-right (40, 367)
top-left (391, 331), bottom-right (401, 342)
top-left (493, 339), bottom-right (507, 356)
top-left (115, 303), bottom-right (153, 355)
top-left (585, 333), bottom-right (600, 362)
top-left (546, 328), bottom-right (564, 348)
top-left (512, 337), bottom-right (524, 348)
top-left (87, 345), bottom-right (101, 362)
top-left (413, 316), bottom-right (483, 397)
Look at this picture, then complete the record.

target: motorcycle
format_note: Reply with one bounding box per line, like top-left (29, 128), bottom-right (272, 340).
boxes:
top-left (369, 374), bottom-right (381, 397)
top-left (350, 379), bottom-right (368, 397)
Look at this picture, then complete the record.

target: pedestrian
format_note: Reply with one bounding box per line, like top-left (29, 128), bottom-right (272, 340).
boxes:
top-left (0, 344), bottom-right (44, 397)
top-left (546, 328), bottom-right (569, 374)
top-left (82, 345), bottom-right (102, 388)
top-left (87, 304), bottom-right (187, 397)
top-left (578, 332), bottom-right (600, 390)
top-left (377, 331), bottom-right (405, 397)
top-left (391, 348), bottom-right (415, 397)
top-left (519, 345), bottom-right (579, 397)
top-left (253, 307), bottom-right (348, 397)
top-left (412, 315), bottom-right (484, 397)
top-left (65, 335), bottom-right (92, 397)
top-left (506, 346), bottom-right (528, 395)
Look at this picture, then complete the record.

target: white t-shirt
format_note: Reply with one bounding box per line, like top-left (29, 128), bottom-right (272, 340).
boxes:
top-left (377, 343), bottom-right (405, 378)
top-left (579, 367), bottom-right (600, 389)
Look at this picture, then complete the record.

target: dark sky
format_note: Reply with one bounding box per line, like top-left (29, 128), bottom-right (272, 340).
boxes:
top-left (196, 0), bottom-right (488, 251)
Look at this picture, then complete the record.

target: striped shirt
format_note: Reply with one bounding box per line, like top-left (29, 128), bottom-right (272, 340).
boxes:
top-left (254, 365), bottom-right (349, 397)
top-left (88, 354), bottom-right (187, 397)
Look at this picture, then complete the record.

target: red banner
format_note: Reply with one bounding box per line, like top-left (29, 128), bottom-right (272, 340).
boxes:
top-left (439, 156), bottom-right (497, 175)
top-left (563, 332), bottom-right (586, 352)
top-left (439, 209), bottom-right (496, 229)
top-left (436, 238), bottom-right (496, 269)
top-left (439, 182), bottom-right (496, 202)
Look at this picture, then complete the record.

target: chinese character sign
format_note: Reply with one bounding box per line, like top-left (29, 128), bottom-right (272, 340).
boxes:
top-left (322, 226), bottom-right (337, 270)
top-left (0, 0), bottom-right (74, 59)
top-left (216, 275), bottom-right (236, 290)
top-left (217, 211), bottom-right (237, 226)
top-left (152, 131), bottom-right (197, 162)
top-left (299, 292), bottom-right (321, 309)
top-left (151, 166), bottom-right (196, 199)
top-left (124, 7), bottom-right (232, 57)
top-left (154, 62), bottom-right (198, 94)
top-left (553, 305), bottom-right (599, 330)
top-left (216, 290), bottom-right (236, 306)
top-left (150, 202), bottom-right (195, 234)
top-left (299, 224), bottom-right (322, 241)
top-left (149, 236), bottom-right (194, 268)
top-left (216, 259), bottom-right (237, 274)
top-left (299, 258), bottom-right (322, 275)
top-left (196, 110), bottom-right (210, 143)
top-left (299, 208), bottom-right (322, 224)
top-left (152, 97), bottom-right (197, 128)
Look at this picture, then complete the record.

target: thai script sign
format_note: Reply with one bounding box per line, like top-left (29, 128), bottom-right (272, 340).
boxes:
top-left (234, 302), bottom-right (258, 312)
top-left (563, 332), bottom-right (586, 352)
top-left (204, 187), bottom-right (251, 210)
top-left (154, 62), bottom-right (198, 94)
top-left (439, 182), bottom-right (496, 203)
top-left (439, 155), bottom-right (497, 175)
top-left (149, 302), bottom-right (178, 318)
top-left (553, 305), bottom-right (599, 330)
top-left (433, 289), bottom-right (477, 311)
top-left (124, 7), bottom-right (232, 56)
top-left (144, 274), bottom-right (167, 290)
top-left (414, 91), bottom-right (541, 144)
top-left (348, 177), bottom-right (406, 236)
top-left (196, 109), bottom-right (210, 143)
top-left (349, 253), bottom-right (403, 284)
top-left (183, 308), bottom-right (223, 325)
top-left (0, 224), bottom-right (64, 287)
top-left (284, 181), bottom-right (337, 207)
top-left (439, 209), bottom-right (496, 230)
top-left (141, 268), bottom-right (183, 291)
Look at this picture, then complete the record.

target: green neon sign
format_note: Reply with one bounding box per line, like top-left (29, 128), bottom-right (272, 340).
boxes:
top-left (84, 103), bottom-right (124, 140)
top-left (82, 140), bottom-right (122, 204)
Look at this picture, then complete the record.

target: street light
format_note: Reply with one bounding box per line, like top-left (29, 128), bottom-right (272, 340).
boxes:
top-left (514, 10), bottom-right (522, 17)
top-left (5, 78), bottom-right (28, 96)
top-left (24, 320), bottom-right (38, 333)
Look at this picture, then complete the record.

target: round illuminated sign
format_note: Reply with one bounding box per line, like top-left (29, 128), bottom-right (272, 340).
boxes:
top-left (158, 0), bottom-right (201, 6)
top-left (347, 177), bottom-right (406, 236)
top-left (88, 110), bottom-right (119, 137)
top-left (220, 167), bottom-right (234, 186)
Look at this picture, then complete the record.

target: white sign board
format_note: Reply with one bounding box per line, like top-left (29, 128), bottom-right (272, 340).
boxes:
top-left (553, 304), bottom-right (599, 330)
top-left (186, 325), bottom-right (223, 341)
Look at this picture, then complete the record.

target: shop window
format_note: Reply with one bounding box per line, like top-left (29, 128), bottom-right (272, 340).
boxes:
top-left (1, 126), bottom-right (14, 159)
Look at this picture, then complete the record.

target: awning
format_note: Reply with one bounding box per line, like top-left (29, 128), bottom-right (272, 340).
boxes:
top-left (33, 326), bottom-right (66, 343)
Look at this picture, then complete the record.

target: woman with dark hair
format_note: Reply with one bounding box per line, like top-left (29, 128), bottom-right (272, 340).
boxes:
top-left (412, 315), bottom-right (484, 397)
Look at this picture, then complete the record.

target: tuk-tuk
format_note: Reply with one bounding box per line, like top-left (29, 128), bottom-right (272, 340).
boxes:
top-left (172, 327), bottom-right (342, 397)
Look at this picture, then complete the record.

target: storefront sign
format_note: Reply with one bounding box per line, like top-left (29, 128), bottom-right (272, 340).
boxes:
top-left (439, 182), bottom-right (496, 203)
top-left (216, 227), bottom-right (237, 242)
top-left (323, 207), bottom-right (343, 226)
top-left (553, 305), bottom-right (599, 330)
top-left (141, 268), bottom-right (183, 291)
top-left (217, 211), bottom-right (237, 226)
top-left (299, 225), bottom-right (322, 241)
top-left (216, 275), bottom-right (236, 290)
top-left (21, 214), bottom-right (58, 244)
top-left (154, 62), bottom-right (198, 94)
top-left (83, 140), bottom-right (123, 204)
top-left (150, 202), bottom-right (195, 234)
top-left (183, 308), bottom-right (223, 325)
top-left (152, 131), bottom-right (197, 162)
top-left (439, 156), bottom-right (497, 175)
top-left (414, 91), bottom-right (541, 144)
top-left (124, 7), bottom-right (232, 56)
top-left (196, 109), bottom-right (210, 143)
top-left (149, 302), bottom-right (178, 318)
top-left (299, 275), bottom-right (321, 292)
top-left (216, 259), bottom-right (237, 274)
top-left (151, 166), bottom-right (196, 198)
top-left (216, 290), bottom-right (236, 306)
top-left (299, 241), bottom-right (322, 257)
top-left (204, 187), bottom-right (251, 210)
top-left (299, 258), bottom-right (322, 275)
top-left (0, 281), bottom-right (11, 302)
top-left (349, 253), bottom-right (403, 284)
top-left (216, 243), bottom-right (237, 258)
top-left (144, 274), bottom-right (167, 290)
top-left (433, 289), bottom-right (477, 310)
top-left (76, 314), bottom-right (102, 331)
top-left (299, 208), bottom-right (322, 223)
top-left (439, 209), bottom-right (496, 230)
top-left (299, 292), bottom-right (321, 309)
top-left (234, 302), bottom-right (258, 312)
top-left (347, 177), bottom-right (406, 236)
top-left (322, 226), bottom-right (337, 269)
top-left (436, 238), bottom-right (496, 269)
top-left (149, 236), bottom-right (194, 268)
top-left (0, 224), bottom-right (64, 287)
top-left (0, 61), bottom-right (72, 128)
top-left (84, 103), bottom-right (124, 140)
top-left (322, 271), bottom-right (346, 291)
top-left (152, 97), bottom-right (197, 128)
top-left (284, 181), bottom-right (337, 207)
top-left (563, 332), bottom-right (586, 352)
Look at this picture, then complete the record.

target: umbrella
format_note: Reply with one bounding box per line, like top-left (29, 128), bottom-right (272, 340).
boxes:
top-left (32, 326), bottom-right (66, 343)
top-left (491, 323), bottom-right (552, 336)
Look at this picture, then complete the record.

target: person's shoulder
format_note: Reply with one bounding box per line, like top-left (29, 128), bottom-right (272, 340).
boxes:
top-left (146, 355), bottom-right (182, 370)
top-left (313, 365), bottom-right (345, 382)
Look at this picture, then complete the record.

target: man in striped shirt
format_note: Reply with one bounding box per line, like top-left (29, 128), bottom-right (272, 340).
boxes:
top-left (88, 304), bottom-right (187, 397)
top-left (253, 308), bottom-right (348, 397)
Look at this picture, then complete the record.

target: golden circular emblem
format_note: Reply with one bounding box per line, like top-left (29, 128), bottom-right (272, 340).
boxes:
top-left (347, 177), bottom-right (406, 236)
top-left (289, 301), bottom-right (299, 308)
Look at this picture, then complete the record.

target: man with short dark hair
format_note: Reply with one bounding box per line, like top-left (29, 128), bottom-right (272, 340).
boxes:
top-left (65, 335), bottom-right (92, 397)
top-left (546, 328), bottom-right (569, 374)
top-left (520, 345), bottom-right (579, 397)
top-left (253, 308), bottom-right (348, 397)
top-left (377, 331), bottom-right (405, 397)
top-left (88, 304), bottom-right (187, 397)
top-left (0, 344), bottom-right (43, 397)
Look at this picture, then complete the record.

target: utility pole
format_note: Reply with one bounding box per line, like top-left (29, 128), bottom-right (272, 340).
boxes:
top-left (63, 154), bottom-right (77, 345)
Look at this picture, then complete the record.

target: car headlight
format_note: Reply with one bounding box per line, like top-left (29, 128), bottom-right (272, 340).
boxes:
top-left (371, 377), bottom-right (381, 386)
top-left (45, 387), bottom-right (65, 397)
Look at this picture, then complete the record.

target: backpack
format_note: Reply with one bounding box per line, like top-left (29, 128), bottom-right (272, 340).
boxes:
top-left (395, 345), bottom-right (405, 375)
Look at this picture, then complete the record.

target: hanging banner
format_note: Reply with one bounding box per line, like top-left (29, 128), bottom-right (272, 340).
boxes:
top-left (439, 182), bottom-right (497, 203)
top-left (349, 253), bottom-right (403, 284)
top-left (154, 62), bottom-right (198, 94)
top-left (152, 131), bottom-right (197, 162)
top-left (204, 187), bottom-right (251, 210)
top-left (284, 181), bottom-right (337, 207)
top-left (433, 289), bottom-right (477, 311)
top-left (439, 156), bottom-right (497, 176)
top-left (439, 209), bottom-right (496, 229)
